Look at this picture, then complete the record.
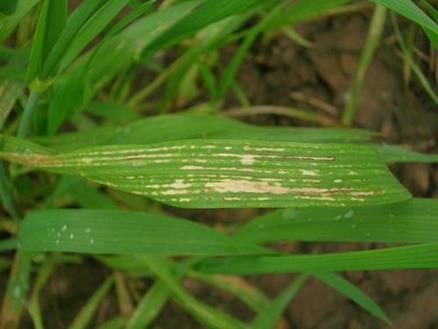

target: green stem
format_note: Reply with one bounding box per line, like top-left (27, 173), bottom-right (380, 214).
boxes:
top-left (0, 163), bottom-right (19, 220)
top-left (341, 4), bottom-right (387, 126)
top-left (17, 91), bottom-right (39, 139)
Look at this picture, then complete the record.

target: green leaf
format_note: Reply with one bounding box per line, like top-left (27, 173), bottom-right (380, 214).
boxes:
top-left (0, 136), bottom-right (410, 208)
top-left (236, 199), bottom-right (438, 244)
top-left (36, 113), bottom-right (376, 152)
top-left (251, 275), bottom-right (306, 329)
top-left (312, 272), bottom-right (390, 324)
top-left (26, 0), bottom-right (67, 83)
top-left (376, 144), bottom-right (438, 163)
top-left (196, 243), bottom-right (438, 275)
top-left (57, 0), bottom-right (131, 72)
top-left (0, 0), bottom-right (40, 43)
top-left (0, 81), bottom-right (21, 130)
top-left (68, 276), bottom-right (114, 329)
top-left (0, 0), bottom-right (18, 15)
top-left (142, 256), bottom-right (249, 329)
top-left (18, 209), bottom-right (266, 256)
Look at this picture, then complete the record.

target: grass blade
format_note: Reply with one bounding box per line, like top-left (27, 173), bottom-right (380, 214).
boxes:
top-left (18, 209), bottom-right (266, 256)
top-left (312, 272), bottom-right (390, 324)
top-left (0, 137), bottom-right (410, 208)
top-left (376, 144), bottom-right (438, 163)
top-left (68, 276), bottom-right (114, 329)
top-left (251, 275), bottom-right (306, 329)
top-left (196, 243), bottom-right (438, 275)
top-left (236, 199), bottom-right (438, 244)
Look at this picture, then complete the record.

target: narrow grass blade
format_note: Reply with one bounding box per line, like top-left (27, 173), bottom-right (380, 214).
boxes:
top-left (18, 209), bottom-right (266, 256)
top-left (342, 4), bottom-right (387, 126)
top-left (312, 272), bottom-right (390, 324)
top-left (236, 198), bottom-right (438, 244)
top-left (251, 275), bottom-right (306, 329)
top-left (0, 81), bottom-right (21, 130)
top-left (40, 0), bottom-right (107, 77)
top-left (371, 0), bottom-right (438, 46)
top-left (196, 243), bottom-right (438, 275)
top-left (145, 0), bottom-right (265, 54)
top-left (25, 0), bottom-right (50, 82)
top-left (0, 252), bottom-right (31, 329)
top-left (0, 137), bottom-right (410, 208)
top-left (126, 282), bottom-right (169, 329)
top-left (28, 259), bottom-right (56, 329)
top-left (96, 317), bottom-right (126, 329)
top-left (142, 256), bottom-right (249, 329)
top-left (0, 238), bottom-right (17, 252)
top-left (0, 0), bottom-right (40, 43)
top-left (68, 276), bottom-right (114, 329)
top-left (58, 0), bottom-right (131, 71)
top-left (376, 144), bottom-right (438, 163)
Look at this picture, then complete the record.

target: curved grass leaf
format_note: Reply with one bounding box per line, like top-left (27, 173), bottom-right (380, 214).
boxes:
top-left (0, 136), bottom-right (410, 208)
top-left (312, 272), bottom-right (390, 324)
top-left (68, 276), bottom-right (114, 329)
top-left (142, 256), bottom-right (249, 329)
top-left (251, 275), bottom-right (306, 329)
top-left (196, 243), bottom-right (438, 275)
top-left (236, 199), bottom-right (438, 244)
top-left (18, 209), bottom-right (266, 256)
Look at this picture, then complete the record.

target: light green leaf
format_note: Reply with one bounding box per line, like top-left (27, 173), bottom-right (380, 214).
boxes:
top-left (18, 209), bottom-right (266, 256)
top-left (196, 243), bottom-right (438, 275)
top-left (236, 199), bottom-right (438, 244)
top-left (0, 136), bottom-right (410, 208)
top-left (68, 276), bottom-right (114, 329)
top-left (313, 272), bottom-right (390, 324)
top-left (376, 144), bottom-right (438, 163)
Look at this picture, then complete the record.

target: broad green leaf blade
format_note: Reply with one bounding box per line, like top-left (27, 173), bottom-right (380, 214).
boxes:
top-left (236, 199), bottom-right (438, 244)
top-left (313, 272), bottom-right (390, 324)
top-left (68, 276), bottom-right (114, 329)
top-left (196, 243), bottom-right (438, 275)
top-left (1, 137), bottom-right (410, 208)
top-left (251, 275), bottom-right (306, 329)
top-left (376, 144), bottom-right (438, 163)
top-left (18, 209), bottom-right (266, 256)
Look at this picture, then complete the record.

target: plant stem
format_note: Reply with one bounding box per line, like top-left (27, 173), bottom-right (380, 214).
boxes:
top-left (341, 4), bottom-right (387, 126)
top-left (0, 163), bottom-right (19, 220)
top-left (17, 91), bottom-right (39, 139)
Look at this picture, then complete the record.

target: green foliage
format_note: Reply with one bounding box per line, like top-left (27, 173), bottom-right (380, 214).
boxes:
top-left (0, 0), bottom-right (437, 328)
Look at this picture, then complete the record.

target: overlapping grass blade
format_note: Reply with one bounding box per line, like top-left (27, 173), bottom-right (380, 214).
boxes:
top-left (371, 0), bottom-right (438, 47)
top-left (196, 243), bottom-right (438, 275)
top-left (18, 209), bottom-right (266, 255)
top-left (236, 199), bottom-right (438, 244)
top-left (68, 276), bottom-right (114, 329)
top-left (312, 272), bottom-right (390, 324)
top-left (251, 275), bottom-right (306, 329)
top-left (0, 0), bottom-right (40, 43)
top-left (1, 136), bottom-right (410, 208)
top-left (142, 256), bottom-right (249, 329)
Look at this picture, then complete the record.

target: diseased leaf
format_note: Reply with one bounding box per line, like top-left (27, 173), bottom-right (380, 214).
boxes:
top-left (0, 136), bottom-right (410, 208)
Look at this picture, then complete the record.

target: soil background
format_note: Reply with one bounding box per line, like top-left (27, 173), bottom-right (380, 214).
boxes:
top-left (2, 6), bottom-right (438, 329)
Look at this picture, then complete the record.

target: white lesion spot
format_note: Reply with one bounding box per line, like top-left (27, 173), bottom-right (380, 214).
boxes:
top-left (240, 154), bottom-right (256, 165)
top-left (169, 179), bottom-right (191, 189)
top-left (299, 169), bottom-right (318, 176)
top-left (180, 165), bottom-right (205, 170)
